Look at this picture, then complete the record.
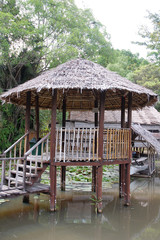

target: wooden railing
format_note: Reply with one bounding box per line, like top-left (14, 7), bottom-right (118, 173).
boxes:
top-left (0, 128), bottom-right (130, 191)
top-left (55, 128), bottom-right (99, 162)
top-left (55, 128), bottom-right (130, 162)
top-left (24, 132), bottom-right (51, 173)
top-left (0, 132), bottom-right (29, 191)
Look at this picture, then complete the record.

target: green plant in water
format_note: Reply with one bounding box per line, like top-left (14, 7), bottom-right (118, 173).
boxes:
top-left (90, 194), bottom-right (102, 213)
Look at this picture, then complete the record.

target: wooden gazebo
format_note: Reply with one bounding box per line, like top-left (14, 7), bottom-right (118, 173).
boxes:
top-left (0, 59), bottom-right (157, 212)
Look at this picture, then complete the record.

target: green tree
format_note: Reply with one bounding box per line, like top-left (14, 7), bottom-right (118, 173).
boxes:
top-left (107, 49), bottom-right (148, 78)
top-left (0, 0), bottom-right (113, 151)
top-left (0, 0), bottom-right (113, 89)
top-left (22, 0), bottom-right (113, 68)
top-left (129, 64), bottom-right (160, 111)
top-left (136, 11), bottom-right (160, 64)
top-left (130, 64), bottom-right (160, 93)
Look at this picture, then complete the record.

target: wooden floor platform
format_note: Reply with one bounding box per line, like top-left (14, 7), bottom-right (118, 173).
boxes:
top-left (0, 186), bottom-right (26, 198)
top-left (0, 183), bottom-right (50, 199)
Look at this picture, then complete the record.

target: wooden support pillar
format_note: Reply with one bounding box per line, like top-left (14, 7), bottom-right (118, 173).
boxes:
top-left (92, 99), bottom-right (98, 192)
top-left (119, 96), bottom-right (125, 198)
top-left (61, 97), bottom-right (66, 191)
top-left (25, 91), bottom-right (31, 152)
top-left (127, 92), bottom-right (132, 129)
top-left (96, 91), bottom-right (105, 213)
top-left (125, 92), bottom-right (132, 206)
top-left (23, 91), bottom-right (31, 204)
top-left (35, 95), bottom-right (39, 141)
top-left (50, 90), bottom-right (57, 211)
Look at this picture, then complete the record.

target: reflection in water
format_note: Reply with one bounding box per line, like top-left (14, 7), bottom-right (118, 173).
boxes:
top-left (1, 174), bottom-right (160, 239)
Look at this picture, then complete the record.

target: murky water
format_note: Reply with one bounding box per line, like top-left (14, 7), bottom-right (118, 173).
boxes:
top-left (1, 169), bottom-right (160, 240)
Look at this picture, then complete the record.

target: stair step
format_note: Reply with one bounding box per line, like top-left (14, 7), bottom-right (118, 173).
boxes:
top-left (18, 164), bottom-right (43, 171)
top-left (11, 170), bottom-right (38, 178)
top-left (5, 177), bottom-right (32, 186)
top-left (27, 155), bottom-right (50, 163)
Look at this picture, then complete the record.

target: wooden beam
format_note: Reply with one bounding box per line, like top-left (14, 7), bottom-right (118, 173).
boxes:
top-left (50, 90), bottom-right (57, 211)
top-left (61, 97), bottom-right (66, 191)
top-left (97, 91), bottom-right (105, 213)
top-left (53, 159), bottom-right (129, 167)
top-left (35, 95), bottom-right (39, 141)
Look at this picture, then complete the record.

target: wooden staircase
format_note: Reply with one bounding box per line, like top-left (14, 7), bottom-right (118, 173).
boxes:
top-left (0, 132), bottom-right (50, 197)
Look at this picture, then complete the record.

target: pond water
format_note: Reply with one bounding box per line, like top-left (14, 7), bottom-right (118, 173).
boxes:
top-left (1, 168), bottom-right (160, 240)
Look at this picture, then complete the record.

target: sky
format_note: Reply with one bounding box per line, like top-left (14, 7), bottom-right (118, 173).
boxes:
top-left (75, 0), bottom-right (160, 58)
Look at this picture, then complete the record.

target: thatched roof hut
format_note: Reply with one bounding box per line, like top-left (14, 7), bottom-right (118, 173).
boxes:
top-left (0, 58), bottom-right (158, 110)
top-left (132, 124), bottom-right (160, 153)
top-left (69, 106), bottom-right (160, 125)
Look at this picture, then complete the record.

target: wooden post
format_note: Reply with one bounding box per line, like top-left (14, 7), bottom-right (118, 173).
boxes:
top-left (96, 91), bottom-right (105, 213)
top-left (23, 91), bottom-right (31, 204)
top-left (119, 96), bottom-right (125, 198)
top-left (127, 92), bottom-right (132, 128)
top-left (35, 95), bottom-right (39, 141)
top-left (61, 97), bottom-right (66, 191)
top-left (25, 91), bottom-right (31, 151)
top-left (50, 90), bottom-right (57, 211)
top-left (125, 92), bottom-right (132, 206)
top-left (92, 99), bottom-right (98, 192)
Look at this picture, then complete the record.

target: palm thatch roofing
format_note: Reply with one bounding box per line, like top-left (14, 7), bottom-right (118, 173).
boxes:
top-left (0, 58), bottom-right (158, 110)
top-left (70, 106), bottom-right (160, 125)
top-left (132, 124), bottom-right (160, 153)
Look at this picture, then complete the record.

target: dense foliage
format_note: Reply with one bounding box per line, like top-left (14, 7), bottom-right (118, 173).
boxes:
top-left (0, 0), bottom-right (113, 151)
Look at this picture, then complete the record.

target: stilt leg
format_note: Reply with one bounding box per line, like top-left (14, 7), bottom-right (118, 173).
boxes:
top-left (50, 166), bottom-right (57, 211)
top-left (23, 194), bottom-right (29, 203)
top-left (96, 165), bottom-right (103, 213)
top-left (61, 166), bottom-right (66, 191)
top-left (120, 164), bottom-right (125, 198)
top-left (119, 164), bottom-right (122, 197)
top-left (92, 166), bottom-right (97, 192)
top-left (124, 163), bottom-right (130, 206)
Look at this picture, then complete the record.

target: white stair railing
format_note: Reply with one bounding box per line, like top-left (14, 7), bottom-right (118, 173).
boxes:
top-left (0, 132), bottom-right (29, 191)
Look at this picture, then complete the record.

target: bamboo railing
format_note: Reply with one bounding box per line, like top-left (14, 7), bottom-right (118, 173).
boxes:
top-left (103, 129), bottom-right (130, 160)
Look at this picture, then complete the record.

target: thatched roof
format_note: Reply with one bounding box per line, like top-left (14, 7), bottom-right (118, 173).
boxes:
top-left (0, 58), bottom-right (157, 110)
top-left (70, 106), bottom-right (160, 125)
top-left (132, 124), bottom-right (160, 153)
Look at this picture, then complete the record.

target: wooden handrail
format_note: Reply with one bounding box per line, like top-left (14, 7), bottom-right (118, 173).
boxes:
top-left (3, 131), bottom-right (29, 155)
top-left (0, 157), bottom-right (25, 162)
top-left (24, 132), bottom-right (51, 157)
